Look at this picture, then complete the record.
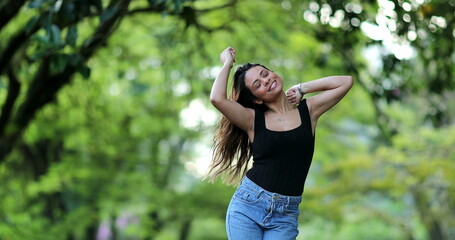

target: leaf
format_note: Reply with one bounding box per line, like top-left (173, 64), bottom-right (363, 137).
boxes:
top-left (67, 54), bottom-right (83, 67)
top-left (30, 34), bottom-right (51, 60)
top-left (148, 0), bottom-right (166, 6)
top-left (66, 25), bottom-right (78, 47)
top-left (30, 49), bottom-right (48, 60)
top-left (173, 0), bottom-right (182, 13)
top-left (47, 24), bottom-right (62, 46)
top-left (77, 65), bottom-right (91, 79)
top-left (31, 34), bottom-right (49, 45)
top-left (52, 0), bottom-right (63, 12)
top-left (90, 0), bottom-right (103, 12)
top-left (40, 12), bottom-right (52, 28)
top-left (50, 54), bottom-right (70, 74)
top-left (25, 16), bottom-right (40, 34)
top-left (100, 5), bottom-right (120, 23)
top-left (55, 2), bottom-right (75, 26)
top-left (28, 0), bottom-right (44, 8)
top-left (59, 2), bottom-right (76, 22)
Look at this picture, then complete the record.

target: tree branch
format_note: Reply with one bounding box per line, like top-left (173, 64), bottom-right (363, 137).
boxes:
top-left (0, 0), bottom-right (27, 32)
top-left (0, 0), bottom-right (133, 163)
top-left (12, 56), bottom-right (51, 128)
top-left (195, 22), bottom-right (233, 33)
top-left (127, 0), bottom-right (238, 15)
top-left (0, 4), bottom-right (111, 75)
top-left (15, 0), bottom-right (133, 127)
top-left (0, 23), bottom-right (40, 75)
top-left (0, 67), bottom-right (21, 136)
top-left (127, 5), bottom-right (166, 15)
top-left (195, 0), bottom-right (238, 13)
top-left (80, 0), bottom-right (132, 60)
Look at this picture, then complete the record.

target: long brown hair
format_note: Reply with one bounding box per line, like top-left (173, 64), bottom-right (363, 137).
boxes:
top-left (208, 63), bottom-right (268, 184)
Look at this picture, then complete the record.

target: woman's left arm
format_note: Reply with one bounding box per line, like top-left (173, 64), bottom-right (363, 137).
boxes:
top-left (286, 76), bottom-right (354, 121)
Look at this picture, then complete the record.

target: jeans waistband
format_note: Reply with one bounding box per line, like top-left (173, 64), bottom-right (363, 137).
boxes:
top-left (240, 176), bottom-right (302, 204)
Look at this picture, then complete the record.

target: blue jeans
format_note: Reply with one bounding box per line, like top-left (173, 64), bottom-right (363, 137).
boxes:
top-left (226, 176), bottom-right (302, 240)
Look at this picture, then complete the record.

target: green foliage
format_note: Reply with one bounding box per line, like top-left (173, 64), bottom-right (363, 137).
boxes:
top-left (302, 125), bottom-right (455, 239)
top-left (0, 0), bottom-right (454, 239)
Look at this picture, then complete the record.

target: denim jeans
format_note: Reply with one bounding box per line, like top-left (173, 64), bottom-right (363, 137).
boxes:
top-left (226, 176), bottom-right (302, 240)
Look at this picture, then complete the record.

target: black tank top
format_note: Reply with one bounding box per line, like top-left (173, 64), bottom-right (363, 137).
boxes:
top-left (246, 99), bottom-right (315, 196)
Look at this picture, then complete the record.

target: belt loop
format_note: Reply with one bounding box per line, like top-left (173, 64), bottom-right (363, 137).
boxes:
top-left (256, 190), bottom-right (263, 199)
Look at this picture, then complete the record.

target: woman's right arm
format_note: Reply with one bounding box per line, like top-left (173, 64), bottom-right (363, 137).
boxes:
top-left (210, 47), bottom-right (254, 133)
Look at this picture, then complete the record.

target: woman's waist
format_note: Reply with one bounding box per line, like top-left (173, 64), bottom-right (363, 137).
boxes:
top-left (240, 175), bottom-right (303, 202)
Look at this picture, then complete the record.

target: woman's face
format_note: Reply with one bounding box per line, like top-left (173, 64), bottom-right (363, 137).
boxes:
top-left (244, 66), bottom-right (283, 103)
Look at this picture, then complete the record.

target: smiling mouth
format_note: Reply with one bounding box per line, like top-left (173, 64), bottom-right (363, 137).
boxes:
top-left (269, 80), bottom-right (277, 91)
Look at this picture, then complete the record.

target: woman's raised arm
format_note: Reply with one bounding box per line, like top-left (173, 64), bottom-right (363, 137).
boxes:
top-left (210, 47), bottom-right (254, 134)
top-left (286, 76), bottom-right (354, 122)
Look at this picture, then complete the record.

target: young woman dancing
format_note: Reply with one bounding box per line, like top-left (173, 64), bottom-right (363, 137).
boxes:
top-left (209, 46), bottom-right (353, 239)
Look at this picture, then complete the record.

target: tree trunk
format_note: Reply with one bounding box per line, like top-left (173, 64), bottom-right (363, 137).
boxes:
top-left (0, 0), bottom-right (132, 163)
top-left (412, 187), bottom-right (446, 240)
top-left (179, 219), bottom-right (192, 240)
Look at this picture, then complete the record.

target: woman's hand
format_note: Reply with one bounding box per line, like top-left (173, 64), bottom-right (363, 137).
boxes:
top-left (220, 47), bottom-right (236, 67)
top-left (286, 84), bottom-right (303, 105)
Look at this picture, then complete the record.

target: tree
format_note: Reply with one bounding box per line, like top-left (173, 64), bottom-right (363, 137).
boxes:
top-left (0, 0), bottom-right (238, 162)
top-left (0, 0), bottom-right (238, 239)
top-left (1, 0), bottom-right (454, 239)
top-left (290, 1), bottom-right (455, 239)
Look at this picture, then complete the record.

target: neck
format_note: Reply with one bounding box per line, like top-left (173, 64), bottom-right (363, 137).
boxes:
top-left (264, 92), bottom-right (295, 114)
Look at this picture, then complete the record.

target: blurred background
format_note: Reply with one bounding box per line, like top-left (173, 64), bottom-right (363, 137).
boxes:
top-left (0, 0), bottom-right (454, 239)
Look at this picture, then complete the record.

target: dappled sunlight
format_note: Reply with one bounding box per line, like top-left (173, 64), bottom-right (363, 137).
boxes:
top-left (180, 99), bottom-right (218, 129)
top-left (184, 141), bottom-right (212, 178)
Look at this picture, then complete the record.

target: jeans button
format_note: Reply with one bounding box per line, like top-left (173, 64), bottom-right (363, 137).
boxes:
top-left (273, 195), bottom-right (278, 200)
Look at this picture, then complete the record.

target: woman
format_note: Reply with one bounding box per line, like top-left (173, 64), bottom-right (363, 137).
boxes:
top-left (209, 46), bottom-right (353, 239)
